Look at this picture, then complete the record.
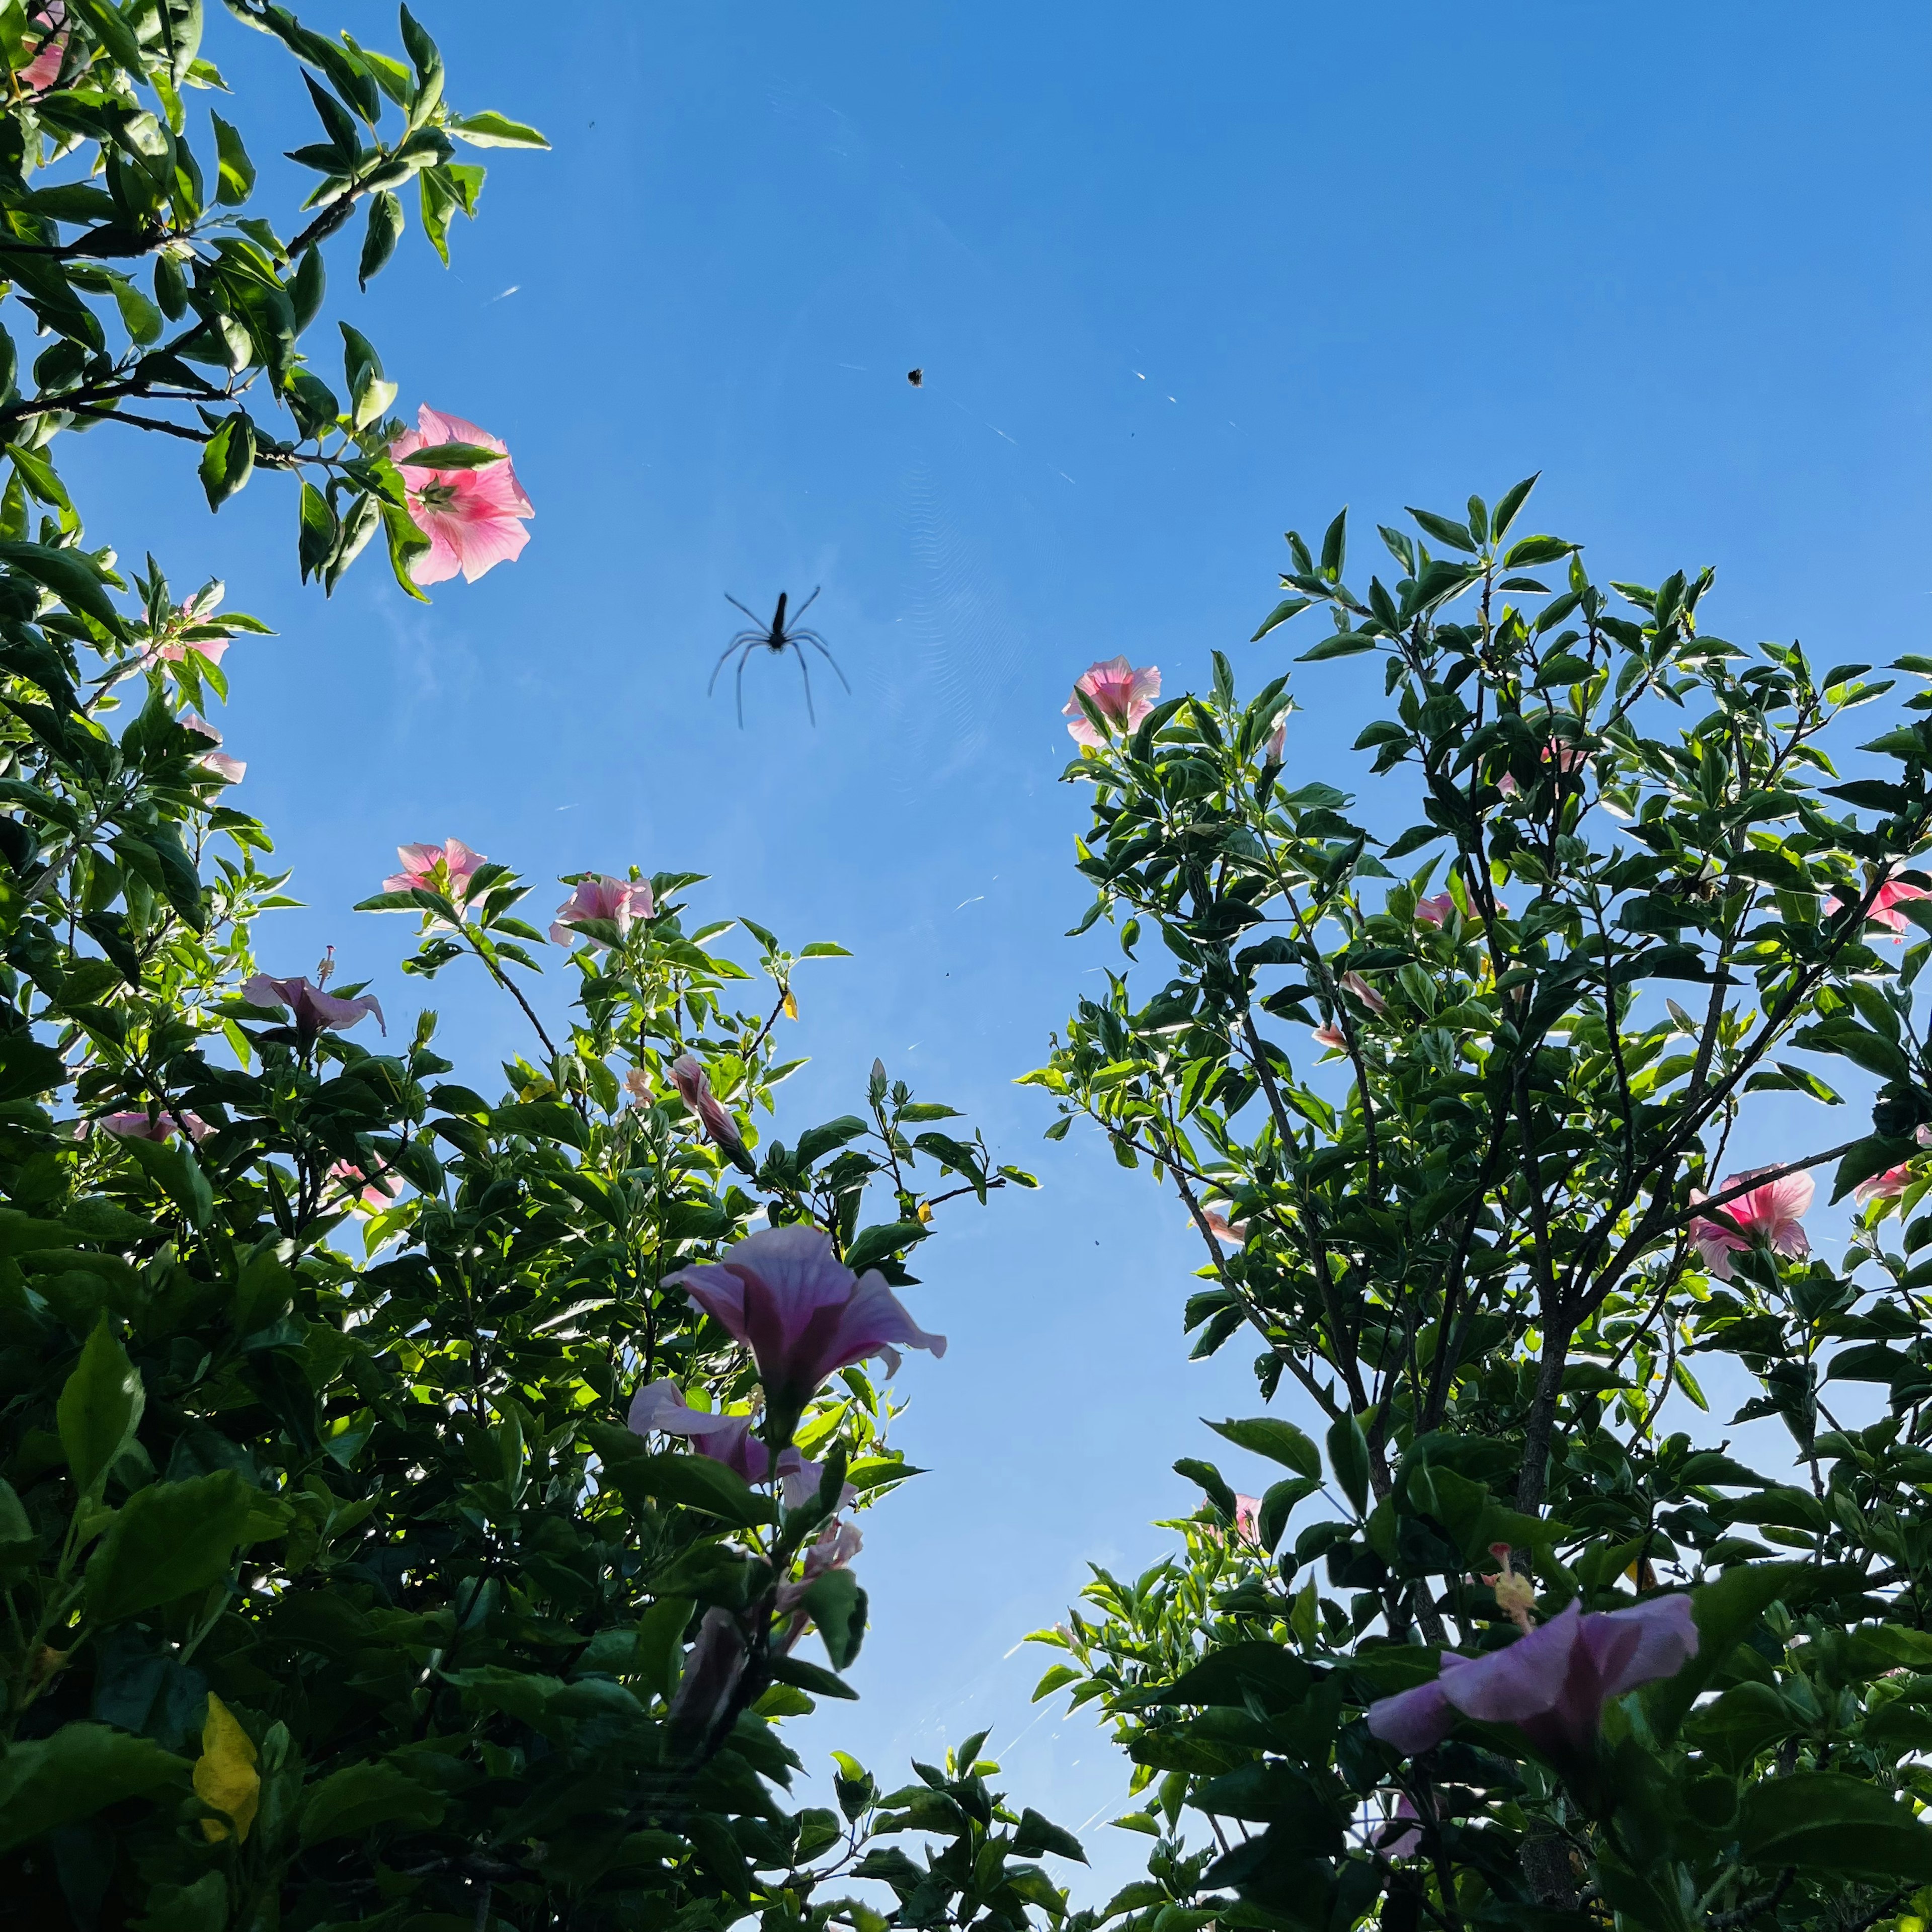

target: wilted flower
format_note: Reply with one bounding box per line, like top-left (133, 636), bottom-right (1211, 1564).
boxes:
top-left (328, 1160), bottom-right (398, 1213)
top-left (242, 974), bottom-right (385, 1038)
top-left (1310, 1021), bottom-right (1347, 1052)
top-left (777, 1519), bottom-right (864, 1616)
top-left (95, 1107), bottom-right (210, 1144)
top-left (550, 873), bottom-right (654, 948)
top-left (389, 405), bottom-right (534, 586)
top-left (666, 1224), bottom-right (946, 1429)
top-left (624, 1066), bottom-right (653, 1105)
top-left (1826, 877), bottom-right (1932, 943)
top-left (1497, 771), bottom-right (1520, 798)
top-left (1264, 718), bottom-right (1287, 764)
top-left (1688, 1168), bottom-right (1812, 1280)
top-left (1203, 1207), bottom-right (1248, 1246)
top-left (1064, 657), bottom-right (1161, 747)
top-left (1366, 1596), bottom-right (1698, 1763)
top-left (1340, 971), bottom-right (1388, 1016)
top-left (179, 715), bottom-right (245, 785)
top-left (384, 838), bottom-right (486, 911)
top-left (18, 2), bottom-right (67, 93)
top-left (1854, 1163), bottom-right (1913, 1207)
top-left (670, 1054), bottom-right (744, 1156)
top-left (1414, 893), bottom-right (1456, 928)
top-left (666, 1605), bottom-right (748, 1758)
top-left (1232, 1494), bottom-right (1262, 1545)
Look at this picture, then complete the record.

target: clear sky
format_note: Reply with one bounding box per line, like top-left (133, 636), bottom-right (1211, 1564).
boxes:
top-left (63, 0), bottom-right (1932, 1895)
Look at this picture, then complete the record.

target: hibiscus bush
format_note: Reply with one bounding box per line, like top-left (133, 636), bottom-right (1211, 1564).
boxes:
top-left (1028, 488), bottom-right (1932, 1930)
top-left (0, 9), bottom-right (1096, 1930)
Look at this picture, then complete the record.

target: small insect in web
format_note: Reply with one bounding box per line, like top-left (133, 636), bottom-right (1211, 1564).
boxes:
top-left (710, 588), bottom-right (850, 727)
top-left (907, 367), bottom-right (923, 386)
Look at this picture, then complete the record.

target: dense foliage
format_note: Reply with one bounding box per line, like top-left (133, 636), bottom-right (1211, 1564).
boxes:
top-left (0, 8), bottom-right (1093, 1930)
top-left (1028, 486), bottom-right (1932, 1929)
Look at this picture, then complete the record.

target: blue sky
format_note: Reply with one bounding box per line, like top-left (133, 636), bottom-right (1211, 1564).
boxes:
top-left (62, 0), bottom-right (1932, 1894)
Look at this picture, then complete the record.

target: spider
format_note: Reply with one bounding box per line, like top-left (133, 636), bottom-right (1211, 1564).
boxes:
top-left (710, 587), bottom-right (849, 726)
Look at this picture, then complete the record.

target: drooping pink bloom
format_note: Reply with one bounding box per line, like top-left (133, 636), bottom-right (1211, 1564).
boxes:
top-left (625, 1066), bottom-right (653, 1105)
top-left (1918, 1124), bottom-right (1932, 1150)
top-left (242, 973), bottom-right (385, 1037)
top-left (1310, 1021), bottom-right (1347, 1052)
top-left (1232, 1494), bottom-right (1262, 1545)
top-left (1203, 1208), bottom-right (1248, 1247)
top-left (384, 838), bottom-right (486, 909)
top-left (1264, 718), bottom-right (1287, 764)
top-left (626, 1379), bottom-right (857, 1510)
top-left (670, 1054), bottom-right (744, 1155)
top-left (1414, 893), bottom-right (1456, 928)
top-left (18, 2), bottom-right (67, 93)
top-left (328, 1159), bottom-right (398, 1213)
top-left (1854, 1164), bottom-right (1913, 1207)
top-left (666, 1605), bottom-right (749, 1755)
top-left (1825, 877), bottom-right (1932, 943)
top-left (1544, 740), bottom-right (1585, 775)
top-left (666, 1224), bottom-right (946, 1423)
top-left (179, 713), bottom-right (245, 784)
top-left (96, 1107), bottom-right (209, 1143)
top-left (389, 405), bottom-right (533, 586)
top-left (1688, 1168), bottom-right (1813, 1280)
top-left (1497, 771), bottom-right (1520, 798)
top-left (1366, 1596), bottom-right (1698, 1764)
top-left (1340, 971), bottom-right (1388, 1016)
top-left (550, 874), bottom-right (654, 948)
top-left (777, 1520), bottom-right (864, 1616)
top-left (1376, 1795), bottom-right (1423, 1859)
top-left (1063, 656), bottom-right (1161, 747)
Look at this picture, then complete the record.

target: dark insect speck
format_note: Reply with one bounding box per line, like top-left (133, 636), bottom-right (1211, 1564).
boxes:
top-left (907, 368), bottom-right (923, 387)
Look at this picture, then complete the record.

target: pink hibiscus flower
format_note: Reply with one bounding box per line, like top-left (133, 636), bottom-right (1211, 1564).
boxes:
top-left (389, 405), bottom-right (533, 586)
top-left (1854, 1163), bottom-right (1912, 1207)
top-left (328, 1160), bottom-right (399, 1213)
top-left (1826, 877), bottom-right (1932, 943)
top-left (1688, 1168), bottom-right (1813, 1280)
top-left (18, 2), bottom-right (66, 93)
top-left (550, 873), bottom-right (654, 948)
top-left (1414, 893), bottom-right (1456, 928)
top-left (1063, 657), bottom-right (1160, 747)
top-left (242, 973), bottom-right (385, 1039)
top-left (384, 839), bottom-right (486, 911)
top-left (1310, 1021), bottom-right (1347, 1052)
top-left (1203, 1208), bottom-right (1248, 1247)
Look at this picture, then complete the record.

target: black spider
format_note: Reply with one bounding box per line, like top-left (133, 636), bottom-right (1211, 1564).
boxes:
top-left (710, 588), bottom-right (849, 727)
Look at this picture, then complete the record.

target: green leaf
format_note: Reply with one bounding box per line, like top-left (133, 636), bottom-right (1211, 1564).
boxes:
top-left (769, 1653), bottom-right (859, 1700)
top-left (843, 1221), bottom-right (927, 1271)
top-left (86, 1471), bottom-right (254, 1624)
top-left (448, 110), bottom-right (550, 148)
top-left (1646, 1562), bottom-right (1804, 1745)
top-left (394, 440), bottom-right (508, 470)
top-left (583, 1425), bottom-right (774, 1527)
top-left (115, 1132), bottom-right (213, 1228)
top-left (0, 541), bottom-right (127, 638)
top-left (299, 1759), bottom-right (447, 1844)
top-left (210, 113), bottom-right (256, 205)
top-left (1738, 1772), bottom-right (1932, 1879)
top-left (1296, 632), bottom-right (1375, 663)
top-left (357, 190), bottom-right (405, 289)
top-left (1490, 472), bottom-right (1540, 541)
top-left (198, 411), bottom-right (255, 511)
top-left (1406, 506), bottom-right (1477, 554)
top-left (66, 0), bottom-right (147, 72)
top-left (1251, 596), bottom-right (1311, 642)
top-left (0, 1724), bottom-right (188, 1854)
top-left (1326, 1412), bottom-right (1371, 1515)
top-left (57, 1316), bottom-right (145, 1499)
top-left (110, 278), bottom-right (164, 346)
top-left (801, 1567), bottom-right (866, 1669)
top-left (1014, 1808), bottom-right (1087, 1862)
top-left (1204, 1415), bottom-right (1321, 1479)
top-left (1502, 534), bottom-right (1577, 568)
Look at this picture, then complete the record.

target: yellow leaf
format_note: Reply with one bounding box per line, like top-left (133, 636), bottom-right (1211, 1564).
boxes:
top-left (194, 1692), bottom-right (260, 1843)
top-left (782, 988), bottom-right (798, 1021)
top-left (916, 1201), bottom-right (933, 1225)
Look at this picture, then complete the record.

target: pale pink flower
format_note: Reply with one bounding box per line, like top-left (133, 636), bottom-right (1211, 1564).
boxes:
top-left (1688, 1168), bottom-right (1813, 1280)
top-left (1203, 1208), bottom-right (1248, 1247)
top-left (666, 1605), bottom-right (748, 1756)
top-left (624, 1066), bottom-right (653, 1104)
top-left (1264, 718), bottom-right (1287, 763)
top-left (1063, 656), bottom-right (1160, 747)
top-left (1340, 971), bottom-right (1387, 1016)
top-left (1414, 893), bottom-right (1455, 928)
top-left (669, 1054), bottom-right (744, 1156)
top-left (1232, 1494), bottom-right (1262, 1546)
top-left (777, 1519), bottom-right (864, 1616)
top-left (1918, 1124), bottom-right (1932, 1150)
top-left (1825, 877), bottom-right (1932, 943)
top-left (145, 587), bottom-right (232, 668)
top-left (1497, 771), bottom-right (1520, 798)
top-left (1367, 1596), bottom-right (1698, 1765)
top-left (550, 874), bottom-right (654, 948)
top-left (199, 751), bottom-right (245, 784)
top-left (384, 839), bottom-right (486, 911)
top-left (666, 1223), bottom-right (946, 1425)
top-left (95, 1106), bottom-right (210, 1143)
top-left (18, 2), bottom-right (66, 93)
top-left (1545, 740), bottom-right (1585, 774)
top-left (328, 1160), bottom-right (398, 1213)
top-left (389, 405), bottom-right (533, 585)
top-left (1310, 1021), bottom-right (1347, 1052)
top-left (242, 973), bottom-right (384, 1038)
top-left (625, 1378), bottom-right (849, 1505)
top-left (1854, 1163), bottom-right (1912, 1207)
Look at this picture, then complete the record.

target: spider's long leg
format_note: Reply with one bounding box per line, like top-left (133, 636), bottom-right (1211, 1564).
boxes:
top-left (790, 585), bottom-right (822, 622)
top-left (736, 649), bottom-right (751, 729)
top-left (798, 632), bottom-right (852, 693)
top-left (725, 593), bottom-right (764, 626)
top-left (708, 635), bottom-right (761, 696)
top-left (795, 646), bottom-right (817, 726)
